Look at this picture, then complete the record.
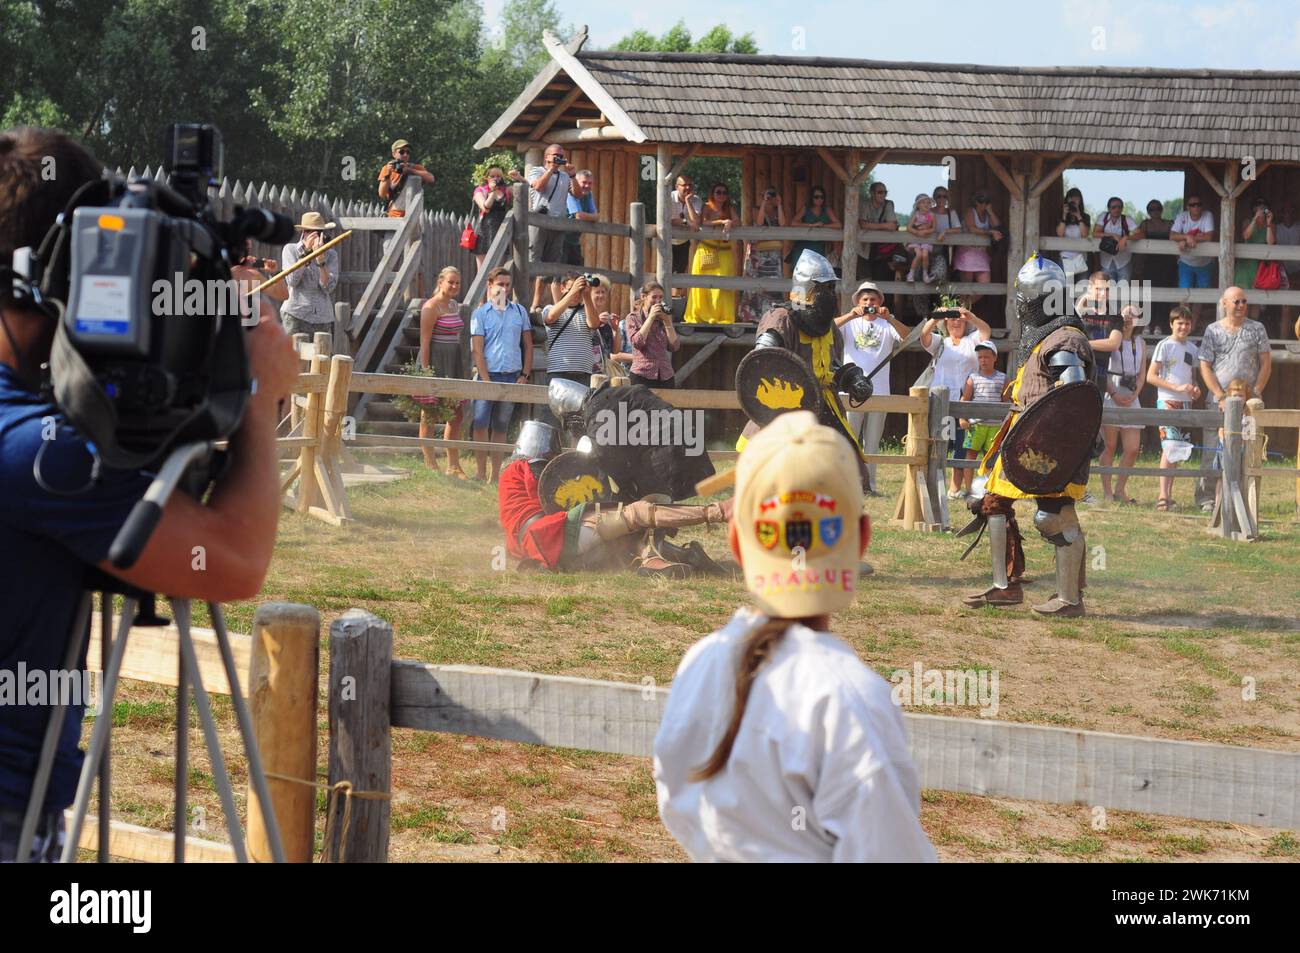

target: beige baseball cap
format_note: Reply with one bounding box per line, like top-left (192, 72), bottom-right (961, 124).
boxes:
top-left (733, 411), bottom-right (866, 618)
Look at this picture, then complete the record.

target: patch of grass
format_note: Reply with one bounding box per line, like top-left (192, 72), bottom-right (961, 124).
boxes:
top-left (111, 699), bottom-right (170, 729)
top-left (1263, 832), bottom-right (1300, 857)
top-left (1159, 834), bottom-right (1210, 856)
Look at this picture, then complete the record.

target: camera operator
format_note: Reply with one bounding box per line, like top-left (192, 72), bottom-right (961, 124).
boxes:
top-left (0, 127), bottom-right (298, 861)
top-left (525, 144), bottom-right (582, 312)
top-left (279, 212), bottom-right (340, 338)
top-left (377, 138), bottom-right (434, 218)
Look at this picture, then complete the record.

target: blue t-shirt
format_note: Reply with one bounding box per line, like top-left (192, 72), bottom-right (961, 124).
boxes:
top-left (0, 363), bottom-right (151, 811)
top-left (565, 192), bottom-right (597, 247)
top-left (469, 302), bottom-right (529, 374)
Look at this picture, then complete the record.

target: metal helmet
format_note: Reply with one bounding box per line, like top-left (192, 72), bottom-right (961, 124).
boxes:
top-left (512, 420), bottom-right (560, 462)
top-left (1015, 252), bottom-right (1068, 329)
top-left (790, 249), bottom-right (838, 309)
top-left (548, 377), bottom-right (589, 418)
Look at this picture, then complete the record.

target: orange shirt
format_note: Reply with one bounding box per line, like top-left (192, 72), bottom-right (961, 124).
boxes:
top-left (377, 161), bottom-right (430, 216)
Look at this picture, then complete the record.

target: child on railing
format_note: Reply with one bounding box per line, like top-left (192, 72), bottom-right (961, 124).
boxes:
top-left (905, 194), bottom-right (937, 283)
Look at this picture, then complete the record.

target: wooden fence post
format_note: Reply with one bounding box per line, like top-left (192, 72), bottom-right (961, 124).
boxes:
top-left (334, 301), bottom-right (350, 358)
top-left (655, 143), bottom-right (673, 301)
top-left (248, 603), bottom-right (320, 863)
top-left (296, 332), bottom-right (332, 513)
top-left (1245, 397), bottom-right (1266, 531)
top-left (510, 182), bottom-right (530, 308)
top-left (925, 386), bottom-right (951, 530)
top-left (628, 201), bottom-right (646, 294)
top-left (327, 609), bottom-right (392, 863)
top-left (290, 333), bottom-right (309, 434)
top-left (893, 385), bottom-right (930, 529)
top-left (1220, 396), bottom-right (1255, 540)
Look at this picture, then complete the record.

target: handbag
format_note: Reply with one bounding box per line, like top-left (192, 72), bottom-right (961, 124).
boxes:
top-left (1254, 259), bottom-right (1286, 291)
top-left (460, 192), bottom-right (481, 251)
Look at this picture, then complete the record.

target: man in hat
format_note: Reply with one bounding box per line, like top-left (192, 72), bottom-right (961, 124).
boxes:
top-left (738, 250), bottom-right (875, 482)
top-left (961, 253), bottom-right (1100, 617)
top-left (377, 139), bottom-right (434, 218)
top-left (498, 419), bottom-right (732, 574)
top-left (280, 211), bottom-right (340, 338)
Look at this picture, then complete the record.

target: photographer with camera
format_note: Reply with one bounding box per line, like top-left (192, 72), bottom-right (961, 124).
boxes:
top-left (0, 127), bottom-right (299, 861)
top-left (1055, 188), bottom-right (1091, 292)
top-left (279, 212), bottom-right (340, 338)
top-left (525, 144), bottom-right (582, 311)
top-left (543, 272), bottom-right (602, 386)
top-left (471, 166), bottom-right (513, 273)
top-left (835, 281), bottom-right (912, 495)
top-left (625, 280), bottom-right (681, 388)
top-left (377, 138), bottom-right (434, 218)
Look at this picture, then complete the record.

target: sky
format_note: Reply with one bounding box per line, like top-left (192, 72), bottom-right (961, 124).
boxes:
top-left (484, 0), bottom-right (1299, 216)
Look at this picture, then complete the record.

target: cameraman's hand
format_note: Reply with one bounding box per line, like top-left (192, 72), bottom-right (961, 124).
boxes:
top-left (245, 318), bottom-right (299, 415)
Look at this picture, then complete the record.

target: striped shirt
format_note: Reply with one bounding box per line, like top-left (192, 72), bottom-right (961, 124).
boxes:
top-left (966, 370), bottom-right (1007, 423)
top-left (545, 306), bottom-right (598, 375)
top-left (429, 299), bottom-right (462, 345)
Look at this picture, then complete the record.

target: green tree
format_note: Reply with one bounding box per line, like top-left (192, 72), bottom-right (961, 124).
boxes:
top-left (613, 19), bottom-right (757, 55)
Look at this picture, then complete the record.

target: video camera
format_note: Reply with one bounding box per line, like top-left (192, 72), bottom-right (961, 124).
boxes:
top-left (33, 124), bottom-right (296, 475)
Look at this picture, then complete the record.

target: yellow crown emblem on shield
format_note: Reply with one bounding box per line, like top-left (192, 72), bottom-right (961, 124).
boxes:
top-left (1016, 448), bottom-right (1057, 476)
top-left (756, 377), bottom-right (805, 410)
top-left (555, 475), bottom-right (604, 508)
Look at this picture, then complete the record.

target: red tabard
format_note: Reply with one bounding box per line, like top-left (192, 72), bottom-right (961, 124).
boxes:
top-left (498, 459), bottom-right (569, 569)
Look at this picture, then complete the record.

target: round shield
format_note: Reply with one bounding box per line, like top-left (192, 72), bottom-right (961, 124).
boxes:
top-left (1000, 380), bottom-right (1103, 495)
top-left (538, 451), bottom-right (612, 514)
top-left (736, 347), bottom-right (821, 426)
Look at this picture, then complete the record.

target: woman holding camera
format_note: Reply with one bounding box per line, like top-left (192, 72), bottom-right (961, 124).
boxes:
top-left (1055, 188), bottom-right (1091, 292)
top-left (472, 167), bottom-right (512, 274)
top-left (626, 280), bottom-right (680, 388)
top-left (1237, 197), bottom-right (1277, 324)
top-left (1099, 306), bottom-right (1148, 504)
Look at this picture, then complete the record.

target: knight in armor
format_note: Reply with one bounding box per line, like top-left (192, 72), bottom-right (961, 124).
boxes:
top-left (961, 254), bottom-right (1102, 617)
top-left (498, 405), bottom-right (732, 576)
top-left (737, 250), bottom-right (875, 480)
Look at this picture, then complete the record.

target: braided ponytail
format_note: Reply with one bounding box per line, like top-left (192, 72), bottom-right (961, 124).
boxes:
top-left (690, 618), bottom-right (793, 781)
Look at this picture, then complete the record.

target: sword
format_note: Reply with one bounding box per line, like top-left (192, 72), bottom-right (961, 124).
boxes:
top-left (862, 316), bottom-right (927, 383)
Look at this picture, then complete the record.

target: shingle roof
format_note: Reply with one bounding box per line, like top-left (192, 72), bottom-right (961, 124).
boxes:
top-left (566, 51), bottom-right (1300, 161)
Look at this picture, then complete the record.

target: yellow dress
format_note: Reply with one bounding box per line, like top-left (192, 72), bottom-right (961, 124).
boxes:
top-left (979, 333), bottom-right (1088, 502)
top-left (684, 240), bottom-right (737, 324)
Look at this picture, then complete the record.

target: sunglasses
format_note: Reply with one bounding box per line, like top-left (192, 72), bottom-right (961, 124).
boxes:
top-left (1229, 298), bottom-right (1247, 305)
top-left (1187, 202), bottom-right (1202, 208)
top-left (935, 192), bottom-right (949, 199)
top-left (1108, 205), bottom-right (1122, 211)
top-left (873, 190), bottom-right (887, 196)
top-left (713, 189), bottom-right (729, 195)
top-left (812, 193), bottom-right (825, 200)
top-left (397, 149), bottom-right (410, 155)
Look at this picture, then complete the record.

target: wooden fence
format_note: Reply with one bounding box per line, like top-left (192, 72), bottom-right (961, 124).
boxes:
top-left (280, 339), bottom-right (1293, 540)
top-left (108, 165), bottom-right (477, 311)
top-left (79, 603), bottom-right (319, 863)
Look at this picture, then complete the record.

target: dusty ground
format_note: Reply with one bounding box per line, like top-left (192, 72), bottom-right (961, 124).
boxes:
top-left (98, 449), bottom-right (1300, 862)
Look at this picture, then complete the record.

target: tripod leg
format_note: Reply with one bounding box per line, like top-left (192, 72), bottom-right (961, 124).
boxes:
top-left (175, 615), bottom-right (188, 864)
top-left (19, 592), bottom-right (92, 863)
top-left (60, 598), bottom-right (136, 863)
top-left (98, 595), bottom-right (111, 863)
top-left (210, 603), bottom-right (286, 863)
top-left (172, 600), bottom-right (248, 864)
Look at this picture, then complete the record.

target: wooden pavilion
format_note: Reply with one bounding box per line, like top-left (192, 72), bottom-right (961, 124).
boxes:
top-left (476, 28), bottom-right (1300, 447)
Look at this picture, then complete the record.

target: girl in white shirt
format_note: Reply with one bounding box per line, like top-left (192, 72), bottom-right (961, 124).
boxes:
top-left (653, 411), bottom-right (937, 863)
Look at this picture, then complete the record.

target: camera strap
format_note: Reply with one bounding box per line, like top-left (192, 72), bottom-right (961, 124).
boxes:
top-left (48, 314), bottom-right (163, 472)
